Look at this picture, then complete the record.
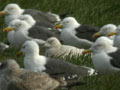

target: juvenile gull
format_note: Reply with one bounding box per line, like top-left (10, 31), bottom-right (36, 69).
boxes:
top-left (17, 40), bottom-right (95, 78)
top-left (0, 59), bottom-right (67, 90)
top-left (0, 59), bottom-right (20, 90)
top-left (4, 19), bottom-right (59, 48)
top-left (82, 37), bottom-right (119, 74)
top-left (0, 3), bottom-right (60, 26)
top-left (93, 24), bottom-right (117, 40)
top-left (6, 60), bottom-right (86, 90)
top-left (44, 37), bottom-right (84, 58)
top-left (56, 17), bottom-right (99, 49)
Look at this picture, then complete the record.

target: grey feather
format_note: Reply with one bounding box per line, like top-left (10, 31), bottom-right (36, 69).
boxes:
top-left (75, 25), bottom-right (100, 42)
top-left (23, 9), bottom-right (58, 23)
top-left (28, 26), bottom-right (60, 40)
top-left (45, 58), bottom-right (93, 78)
top-left (109, 49), bottom-right (120, 68)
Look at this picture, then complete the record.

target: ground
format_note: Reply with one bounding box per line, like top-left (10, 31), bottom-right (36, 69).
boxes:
top-left (0, 0), bottom-right (120, 90)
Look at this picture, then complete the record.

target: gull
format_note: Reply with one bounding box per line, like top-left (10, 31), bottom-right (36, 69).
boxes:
top-left (0, 3), bottom-right (60, 26)
top-left (44, 37), bottom-right (84, 58)
top-left (4, 19), bottom-right (59, 48)
top-left (17, 40), bottom-right (96, 78)
top-left (0, 59), bottom-right (67, 90)
top-left (0, 59), bottom-right (20, 90)
top-left (82, 37), bottom-right (119, 74)
top-left (56, 17), bottom-right (99, 49)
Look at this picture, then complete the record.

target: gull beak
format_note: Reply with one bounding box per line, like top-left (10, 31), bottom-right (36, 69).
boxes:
top-left (16, 51), bottom-right (23, 57)
top-left (82, 49), bottom-right (92, 55)
top-left (3, 27), bottom-right (15, 32)
top-left (93, 32), bottom-right (101, 38)
top-left (55, 24), bottom-right (63, 29)
top-left (0, 11), bottom-right (8, 16)
top-left (107, 32), bottom-right (117, 37)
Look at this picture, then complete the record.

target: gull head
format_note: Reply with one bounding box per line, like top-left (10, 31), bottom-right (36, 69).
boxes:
top-left (3, 19), bottom-right (20, 32)
top-left (44, 37), bottom-right (61, 48)
top-left (60, 17), bottom-right (80, 29)
top-left (21, 40), bottom-right (39, 55)
top-left (100, 24), bottom-right (117, 35)
top-left (107, 25), bottom-right (120, 37)
top-left (93, 24), bottom-right (117, 38)
top-left (0, 59), bottom-right (20, 73)
top-left (19, 14), bottom-right (36, 26)
top-left (6, 20), bottom-right (31, 31)
top-left (90, 36), bottom-right (114, 53)
top-left (2, 4), bottom-right (22, 15)
top-left (9, 19), bottom-right (21, 26)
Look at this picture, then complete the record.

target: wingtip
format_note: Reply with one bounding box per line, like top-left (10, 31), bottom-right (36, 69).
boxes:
top-left (88, 68), bottom-right (98, 76)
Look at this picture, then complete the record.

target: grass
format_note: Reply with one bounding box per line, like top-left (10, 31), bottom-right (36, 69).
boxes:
top-left (0, 0), bottom-right (120, 90)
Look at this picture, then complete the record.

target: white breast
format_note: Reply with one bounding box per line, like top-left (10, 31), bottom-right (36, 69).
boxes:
top-left (60, 28), bottom-right (78, 45)
top-left (93, 53), bottom-right (119, 74)
top-left (14, 30), bottom-right (28, 47)
top-left (7, 31), bottom-right (15, 46)
top-left (24, 55), bottom-right (46, 72)
top-left (5, 15), bottom-right (20, 26)
top-left (60, 28), bottom-right (93, 48)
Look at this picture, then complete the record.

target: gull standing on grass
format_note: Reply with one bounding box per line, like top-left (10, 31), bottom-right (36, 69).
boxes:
top-left (44, 37), bottom-right (84, 58)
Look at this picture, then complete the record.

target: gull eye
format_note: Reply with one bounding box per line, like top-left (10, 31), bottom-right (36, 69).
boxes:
top-left (10, 7), bottom-right (14, 9)
top-left (0, 62), bottom-right (5, 69)
top-left (8, 7), bottom-right (14, 10)
top-left (18, 23), bottom-right (22, 26)
top-left (104, 27), bottom-right (110, 31)
top-left (95, 44), bottom-right (102, 48)
top-left (66, 21), bottom-right (69, 23)
top-left (48, 40), bottom-right (54, 43)
top-left (64, 21), bottom-right (69, 24)
top-left (20, 18), bottom-right (25, 20)
top-left (22, 46), bottom-right (26, 49)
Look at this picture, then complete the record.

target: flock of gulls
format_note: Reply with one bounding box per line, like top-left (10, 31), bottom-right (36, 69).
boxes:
top-left (0, 3), bottom-right (120, 90)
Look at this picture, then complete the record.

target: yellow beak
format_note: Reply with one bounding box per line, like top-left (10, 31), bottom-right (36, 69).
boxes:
top-left (55, 24), bottom-right (63, 29)
top-left (0, 11), bottom-right (8, 16)
top-left (16, 51), bottom-right (23, 57)
top-left (3, 27), bottom-right (15, 32)
top-left (107, 32), bottom-right (117, 37)
top-left (93, 32), bottom-right (101, 38)
top-left (82, 49), bottom-right (92, 55)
